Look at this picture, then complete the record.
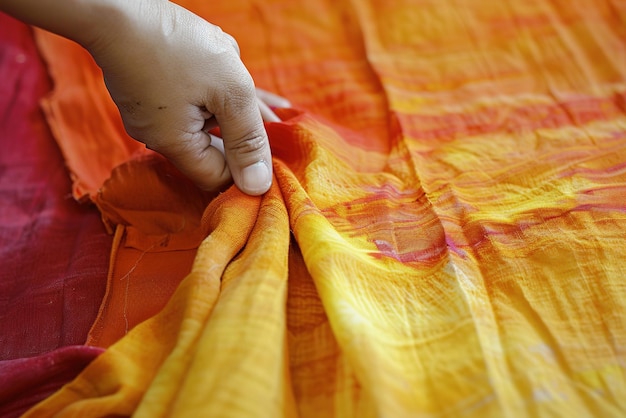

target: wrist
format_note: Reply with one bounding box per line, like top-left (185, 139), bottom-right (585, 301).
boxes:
top-left (0, 0), bottom-right (148, 53)
top-left (72, 0), bottom-right (139, 51)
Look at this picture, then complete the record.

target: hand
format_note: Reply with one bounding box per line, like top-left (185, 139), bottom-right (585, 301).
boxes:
top-left (207, 88), bottom-right (292, 157)
top-left (86, 0), bottom-right (285, 195)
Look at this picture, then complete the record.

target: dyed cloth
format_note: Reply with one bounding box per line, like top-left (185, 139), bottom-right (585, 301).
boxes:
top-left (0, 14), bottom-right (110, 357)
top-left (0, 14), bottom-right (109, 418)
top-left (20, 0), bottom-right (626, 416)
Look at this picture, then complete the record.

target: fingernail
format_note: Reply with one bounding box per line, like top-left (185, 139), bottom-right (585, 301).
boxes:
top-left (242, 161), bottom-right (271, 195)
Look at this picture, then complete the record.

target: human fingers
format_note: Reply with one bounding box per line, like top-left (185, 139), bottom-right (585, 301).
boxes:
top-left (257, 97), bottom-right (281, 122)
top-left (256, 88), bottom-right (291, 108)
top-left (214, 81), bottom-right (273, 196)
top-left (147, 129), bottom-right (231, 192)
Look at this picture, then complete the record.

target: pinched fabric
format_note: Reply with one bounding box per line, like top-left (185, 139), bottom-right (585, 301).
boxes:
top-left (25, 0), bottom-right (626, 416)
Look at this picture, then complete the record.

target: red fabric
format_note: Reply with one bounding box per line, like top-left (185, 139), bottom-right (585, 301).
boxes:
top-left (0, 12), bottom-right (110, 416)
top-left (0, 345), bottom-right (104, 418)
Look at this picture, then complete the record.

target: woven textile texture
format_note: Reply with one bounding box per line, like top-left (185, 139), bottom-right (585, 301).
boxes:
top-left (23, 0), bottom-right (626, 416)
top-left (0, 14), bottom-right (110, 418)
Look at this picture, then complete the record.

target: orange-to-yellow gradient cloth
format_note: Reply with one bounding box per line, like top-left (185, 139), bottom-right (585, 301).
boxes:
top-left (25, 0), bottom-right (626, 416)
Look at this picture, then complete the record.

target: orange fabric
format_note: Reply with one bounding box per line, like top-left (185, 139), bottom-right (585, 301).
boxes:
top-left (28, 0), bottom-right (626, 416)
top-left (84, 155), bottom-right (214, 346)
top-left (34, 32), bottom-right (146, 203)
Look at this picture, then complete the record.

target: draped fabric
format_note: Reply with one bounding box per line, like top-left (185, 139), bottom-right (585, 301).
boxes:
top-left (0, 14), bottom-right (110, 418)
top-left (14, 0), bottom-right (626, 416)
top-left (0, 15), bottom-right (110, 357)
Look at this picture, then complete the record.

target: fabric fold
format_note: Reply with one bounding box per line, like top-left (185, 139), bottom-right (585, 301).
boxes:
top-left (0, 346), bottom-right (104, 418)
top-left (25, 0), bottom-right (626, 416)
top-left (23, 187), bottom-right (265, 416)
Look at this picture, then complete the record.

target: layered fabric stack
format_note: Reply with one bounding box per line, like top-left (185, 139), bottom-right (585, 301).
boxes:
top-left (1, 0), bottom-right (626, 416)
top-left (0, 14), bottom-right (110, 417)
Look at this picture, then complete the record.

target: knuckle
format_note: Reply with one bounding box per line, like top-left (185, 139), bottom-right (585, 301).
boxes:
top-left (229, 131), bottom-right (267, 156)
top-left (222, 32), bottom-right (240, 56)
top-left (221, 81), bottom-right (256, 114)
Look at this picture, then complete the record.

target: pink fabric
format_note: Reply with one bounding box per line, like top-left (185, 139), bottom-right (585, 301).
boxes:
top-left (0, 13), bottom-right (110, 416)
top-left (0, 346), bottom-right (104, 418)
top-left (0, 13), bottom-right (110, 359)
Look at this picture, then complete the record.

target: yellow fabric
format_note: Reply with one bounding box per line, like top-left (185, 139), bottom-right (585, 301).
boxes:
top-left (27, 0), bottom-right (626, 416)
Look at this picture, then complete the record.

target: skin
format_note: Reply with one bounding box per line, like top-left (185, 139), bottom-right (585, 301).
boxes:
top-left (0, 0), bottom-right (289, 195)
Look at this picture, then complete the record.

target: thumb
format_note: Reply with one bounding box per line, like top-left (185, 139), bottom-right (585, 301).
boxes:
top-left (215, 84), bottom-right (273, 196)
